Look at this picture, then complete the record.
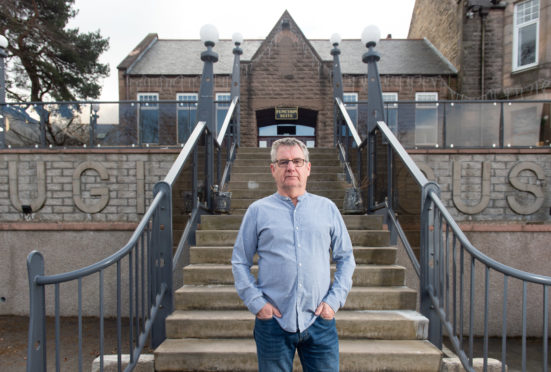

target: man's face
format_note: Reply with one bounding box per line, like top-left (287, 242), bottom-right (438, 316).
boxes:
top-left (270, 144), bottom-right (311, 198)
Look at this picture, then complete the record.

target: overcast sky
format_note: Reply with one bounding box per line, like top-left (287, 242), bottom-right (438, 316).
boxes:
top-left (69, 0), bottom-right (416, 101)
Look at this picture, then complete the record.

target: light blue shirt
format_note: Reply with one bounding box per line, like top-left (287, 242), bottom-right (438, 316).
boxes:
top-left (231, 192), bottom-right (356, 333)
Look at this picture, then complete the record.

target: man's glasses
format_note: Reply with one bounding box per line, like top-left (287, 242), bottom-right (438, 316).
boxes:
top-left (273, 158), bottom-right (306, 168)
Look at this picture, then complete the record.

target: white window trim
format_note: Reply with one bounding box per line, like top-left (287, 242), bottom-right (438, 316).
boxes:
top-left (137, 93), bottom-right (159, 109)
top-left (216, 92), bottom-right (231, 107)
top-left (512, 0), bottom-right (539, 72)
top-left (415, 92), bottom-right (438, 108)
top-left (177, 93), bottom-right (198, 108)
top-left (382, 92), bottom-right (398, 108)
top-left (343, 93), bottom-right (358, 109)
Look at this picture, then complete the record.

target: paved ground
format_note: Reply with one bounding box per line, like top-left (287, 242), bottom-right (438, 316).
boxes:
top-left (0, 315), bottom-right (152, 371)
top-left (1, 315), bottom-right (548, 371)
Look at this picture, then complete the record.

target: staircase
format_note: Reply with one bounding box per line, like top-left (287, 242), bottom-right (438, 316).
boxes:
top-left (155, 147), bottom-right (442, 371)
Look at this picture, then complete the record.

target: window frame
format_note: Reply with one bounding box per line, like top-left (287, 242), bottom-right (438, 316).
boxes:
top-left (513, 0), bottom-right (540, 71)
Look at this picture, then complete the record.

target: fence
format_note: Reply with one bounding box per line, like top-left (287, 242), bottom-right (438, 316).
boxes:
top-left (335, 98), bottom-right (551, 371)
top-left (25, 93), bottom-right (239, 371)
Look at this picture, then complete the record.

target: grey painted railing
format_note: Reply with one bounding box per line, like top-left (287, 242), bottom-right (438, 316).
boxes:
top-left (374, 117), bottom-right (551, 372)
top-left (335, 96), bottom-right (551, 371)
top-left (26, 92), bottom-right (240, 371)
top-left (27, 168), bottom-right (174, 372)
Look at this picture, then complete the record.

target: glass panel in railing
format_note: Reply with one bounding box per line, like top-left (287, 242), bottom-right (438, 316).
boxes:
top-left (503, 101), bottom-right (548, 147)
top-left (2, 103), bottom-right (43, 148)
top-left (445, 102), bottom-right (500, 148)
top-left (112, 102), bottom-right (139, 146)
top-left (373, 129), bottom-right (389, 208)
top-left (89, 102), bottom-right (128, 147)
top-left (177, 100), bottom-right (198, 144)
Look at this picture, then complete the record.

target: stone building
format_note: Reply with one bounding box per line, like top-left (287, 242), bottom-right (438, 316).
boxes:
top-left (409, 0), bottom-right (551, 100)
top-left (117, 11), bottom-right (457, 148)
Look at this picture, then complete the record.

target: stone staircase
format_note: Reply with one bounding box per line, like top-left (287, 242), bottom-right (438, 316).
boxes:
top-left (155, 147), bottom-right (442, 371)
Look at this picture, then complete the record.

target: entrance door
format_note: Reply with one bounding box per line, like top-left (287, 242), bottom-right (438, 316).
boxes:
top-left (256, 107), bottom-right (317, 148)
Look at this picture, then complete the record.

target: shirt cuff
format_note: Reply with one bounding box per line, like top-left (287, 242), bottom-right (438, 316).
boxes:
top-left (248, 296), bottom-right (267, 315)
top-left (322, 295), bottom-right (340, 314)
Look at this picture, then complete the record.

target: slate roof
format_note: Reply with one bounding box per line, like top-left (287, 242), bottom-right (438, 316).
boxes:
top-left (125, 37), bottom-right (457, 76)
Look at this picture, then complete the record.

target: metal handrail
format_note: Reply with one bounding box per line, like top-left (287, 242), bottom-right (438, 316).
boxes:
top-left (372, 118), bottom-right (551, 372)
top-left (428, 192), bottom-right (551, 285)
top-left (335, 97), bottom-right (362, 147)
top-left (164, 121), bottom-right (206, 186)
top-left (33, 191), bottom-right (164, 286)
top-left (216, 97), bottom-right (239, 147)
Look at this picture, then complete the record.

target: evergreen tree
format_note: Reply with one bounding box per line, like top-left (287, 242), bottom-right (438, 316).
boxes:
top-left (0, 0), bottom-right (109, 102)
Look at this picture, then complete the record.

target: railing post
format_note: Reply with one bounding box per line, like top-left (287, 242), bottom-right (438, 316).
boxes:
top-left (27, 251), bottom-right (46, 372)
top-left (420, 182), bottom-right (443, 349)
top-left (151, 181), bottom-right (173, 348)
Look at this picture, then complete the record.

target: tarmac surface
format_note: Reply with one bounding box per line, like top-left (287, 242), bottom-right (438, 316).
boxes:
top-left (1, 315), bottom-right (548, 371)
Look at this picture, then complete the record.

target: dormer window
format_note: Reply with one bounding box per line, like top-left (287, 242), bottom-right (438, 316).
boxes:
top-left (513, 0), bottom-right (539, 71)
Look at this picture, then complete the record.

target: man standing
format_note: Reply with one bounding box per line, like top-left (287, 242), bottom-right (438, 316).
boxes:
top-left (232, 138), bottom-right (356, 371)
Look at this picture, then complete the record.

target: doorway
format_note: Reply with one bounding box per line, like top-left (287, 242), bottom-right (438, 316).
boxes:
top-left (256, 107), bottom-right (317, 148)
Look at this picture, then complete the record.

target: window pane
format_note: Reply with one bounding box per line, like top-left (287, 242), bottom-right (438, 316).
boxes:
top-left (518, 23), bottom-right (537, 66)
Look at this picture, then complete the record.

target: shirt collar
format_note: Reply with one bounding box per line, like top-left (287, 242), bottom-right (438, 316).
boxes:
top-left (273, 191), bottom-right (309, 203)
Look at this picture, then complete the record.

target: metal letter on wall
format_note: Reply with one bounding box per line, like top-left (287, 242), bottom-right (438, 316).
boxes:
top-left (452, 160), bottom-right (491, 215)
top-left (73, 161), bottom-right (110, 213)
top-left (9, 161), bottom-right (47, 212)
top-left (507, 161), bottom-right (545, 215)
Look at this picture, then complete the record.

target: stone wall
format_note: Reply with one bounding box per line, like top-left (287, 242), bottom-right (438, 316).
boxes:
top-left (409, 149), bottom-right (551, 222)
top-left (408, 0), bottom-right (463, 69)
top-left (0, 149), bottom-right (178, 222)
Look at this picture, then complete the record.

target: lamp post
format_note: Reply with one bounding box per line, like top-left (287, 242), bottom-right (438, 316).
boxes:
top-left (361, 25), bottom-right (385, 134)
top-left (330, 33), bottom-right (344, 147)
top-left (196, 24), bottom-right (219, 211)
top-left (231, 32), bottom-right (243, 146)
top-left (0, 35), bottom-right (8, 149)
top-left (90, 103), bottom-right (100, 147)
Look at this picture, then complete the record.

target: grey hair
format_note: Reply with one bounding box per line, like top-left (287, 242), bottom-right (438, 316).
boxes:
top-left (270, 138), bottom-right (310, 163)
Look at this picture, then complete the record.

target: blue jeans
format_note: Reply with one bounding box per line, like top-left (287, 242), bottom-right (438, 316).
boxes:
top-left (253, 316), bottom-right (339, 372)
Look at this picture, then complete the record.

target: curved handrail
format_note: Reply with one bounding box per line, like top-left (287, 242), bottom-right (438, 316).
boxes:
top-left (33, 190), bottom-right (164, 285)
top-left (335, 97), bottom-right (362, 147)
top-left (429, 191), bottom-right (551, 285)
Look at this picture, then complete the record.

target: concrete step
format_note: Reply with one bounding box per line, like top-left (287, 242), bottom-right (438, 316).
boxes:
top-left (165, 310), bottom-right (428, 340)
top-left (195, 229), bottom-right (390, 247)
top-left (189, 246), bottom-right (397, 265)
top-left (198, 214), bottom-right (383, 231)
top-left (154, 338), bottom-right (441, 371)
top-left (229, 172), bottom-right (346, 182)
top-left (183, 264), bottom-right (405, 286)
top-left (175, 286), bottom-right (417, 311)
